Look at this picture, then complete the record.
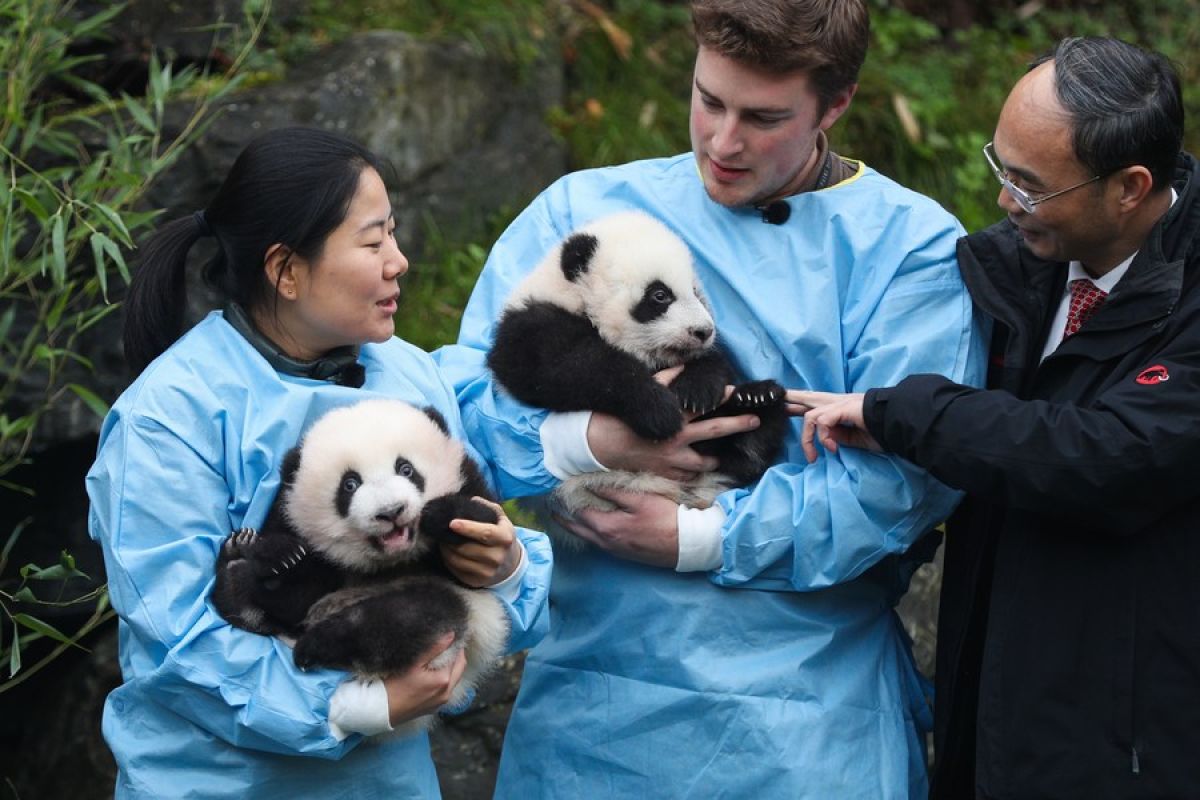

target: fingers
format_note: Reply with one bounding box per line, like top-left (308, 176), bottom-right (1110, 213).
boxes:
top-left (421, 631), bottom-right (458, 665)
top-left (680, 413), bottom-right (760, 445)
top-left (652, 365), bottom-right (686, 386)
top-left (448, 498), bottom-right (514, 546)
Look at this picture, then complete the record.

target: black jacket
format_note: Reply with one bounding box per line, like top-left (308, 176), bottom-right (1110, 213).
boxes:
top-left (864, 153), bottom-right (1200, 800)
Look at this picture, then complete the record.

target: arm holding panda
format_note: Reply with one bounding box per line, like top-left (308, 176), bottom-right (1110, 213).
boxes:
top-left (88, 412), bottom-right (361, 758)
top-left (444, 178), bottom-right (986, 589)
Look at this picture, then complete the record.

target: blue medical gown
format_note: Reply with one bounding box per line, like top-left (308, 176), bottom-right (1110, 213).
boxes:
top-left (435, 154), bottom-right (987, 798)
top-left (86, 312), bottom-right (552, 799)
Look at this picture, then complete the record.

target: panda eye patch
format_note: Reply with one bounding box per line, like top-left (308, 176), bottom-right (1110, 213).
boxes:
top-left (632, 280), bottom-right (677, 322)
top-left (335, 470), bottom-right (363, 518)
top-left (394, 458), bottom-right (426, 492)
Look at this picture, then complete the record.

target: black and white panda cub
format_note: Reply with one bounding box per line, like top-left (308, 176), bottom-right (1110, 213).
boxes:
top-left (211, 398), bottom-right (509, 734)
top-left (486, 209), bottom-right (789, 522)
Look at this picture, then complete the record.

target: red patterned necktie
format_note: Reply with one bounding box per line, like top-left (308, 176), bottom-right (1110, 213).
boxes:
top-left (1063, 278), bottom-right (1108, 339)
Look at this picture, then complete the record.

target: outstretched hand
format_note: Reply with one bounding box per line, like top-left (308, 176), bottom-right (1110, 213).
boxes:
top-left (787, 390), bottom-right (882, 462)
top-left (588, 366), bottom-right (762, 481)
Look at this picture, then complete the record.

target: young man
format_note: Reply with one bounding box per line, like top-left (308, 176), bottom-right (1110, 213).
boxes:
top-left (437, 1), bottom-right (984, 795)
top-left (797, 37), bottom-right (1199, 799)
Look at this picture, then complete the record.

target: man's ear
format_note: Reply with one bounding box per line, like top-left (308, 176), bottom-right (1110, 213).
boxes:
top-left (264, 243), bottom-right (298, 300)
top-left (818, 83), bottom-right (857, 131)
top-left (1113, 165), bottom-right (1156, 213)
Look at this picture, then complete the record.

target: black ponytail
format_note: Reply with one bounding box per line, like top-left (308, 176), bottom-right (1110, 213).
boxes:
top-left (123, 214), bottom-right (209, 373)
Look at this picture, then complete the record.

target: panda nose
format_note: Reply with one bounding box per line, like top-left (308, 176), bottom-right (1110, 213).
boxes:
top-left (691, 325), bottom-right (713, 343)
top-left (375, 504), bottom-right (406, 523)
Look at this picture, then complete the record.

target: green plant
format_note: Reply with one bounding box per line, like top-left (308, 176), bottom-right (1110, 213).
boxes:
top-left (0, 0), bottom-right (261, 692)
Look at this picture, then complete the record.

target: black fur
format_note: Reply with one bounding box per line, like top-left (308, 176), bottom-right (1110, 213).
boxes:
top-left (294, 576), bottom-right (468, 675)
top-left (631, 280), bottom-right (677, 323)
top-left (211, 405), bottom-right (501, 679)
top-left (560, 233), bottom-right (598, 282)
top-left (486, 246), bottom-right (788, 491)
top-left (489, 301), bottom-right (692, 440)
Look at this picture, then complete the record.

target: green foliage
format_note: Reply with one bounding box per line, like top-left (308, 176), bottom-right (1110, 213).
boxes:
top-left (395, 211), bottom-right (512, 350)
top-left (276, 0), bottom-right (557, 73)
top-left (0, 0), bottom-right (260, 691)
top-left (844, 0), bottom-right (1200, 232)
top-left (549, 0), bottom-right (694, 167)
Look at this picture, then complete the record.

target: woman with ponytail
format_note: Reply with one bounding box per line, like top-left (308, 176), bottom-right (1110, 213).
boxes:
top-left (86, 127), bottom-right (552, 798)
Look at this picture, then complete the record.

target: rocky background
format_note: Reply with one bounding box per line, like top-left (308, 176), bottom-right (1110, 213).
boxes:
top-left (0, 4), bottom-right (942, 797)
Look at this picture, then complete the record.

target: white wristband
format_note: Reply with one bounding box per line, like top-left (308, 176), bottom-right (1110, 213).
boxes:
top-left (675, 504), bottom-right (726, 572)
top-left (540, 411), bottom-right (606, 479)
top-left (328, 677), bottom-right (392, 740)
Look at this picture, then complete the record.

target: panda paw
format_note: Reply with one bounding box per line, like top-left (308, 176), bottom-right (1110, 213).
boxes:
top-left (221, 527), bottom-right (259, 561)
top-left (625, 386), bottom-right (685, 441)
top-left (670, 373), bottom-right (727, 416)
top-left (267, 542), bottom-right (309, 576)
top-left (421, 495), bottom-right (499, 545)
top-left (725, 380), bottom-right (786, 412)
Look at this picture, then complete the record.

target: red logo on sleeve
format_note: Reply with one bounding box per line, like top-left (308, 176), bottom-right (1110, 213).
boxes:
top-left (1135, 365), bottom-right (1170, 385)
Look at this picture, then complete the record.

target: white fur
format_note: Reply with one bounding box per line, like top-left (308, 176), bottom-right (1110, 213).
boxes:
top-left (509, 210), bottom-right (716, 371)
top-left (284, 399), bottom-right (468, 572)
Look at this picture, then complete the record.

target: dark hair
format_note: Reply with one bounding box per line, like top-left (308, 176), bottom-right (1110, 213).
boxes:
top-left (123, 126), bottom-right (386, 373)
top-left (1032, 37), bottom-right (1183, 190)
top-left (690, 0), bottom-right (869, 114)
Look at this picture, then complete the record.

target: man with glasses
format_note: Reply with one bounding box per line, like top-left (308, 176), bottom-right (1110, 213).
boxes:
top-left (792, 36), bottom-right (1200, 799)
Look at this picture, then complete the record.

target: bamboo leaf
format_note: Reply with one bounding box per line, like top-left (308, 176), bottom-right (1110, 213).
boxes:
top-left (121, 92), bottom-right (156, 133)
top-left (66, 383), bottom-right (109, 419)
top-left (90, 232), bottom-right (109, 298)
top-left (51, 213), bottom-right (67, 281)
top-left (14, 189), bottom-right (49, 223)
top-left (45, 285), bottom-right (70, 329)
top-left (93, 202), bottom-right (133, 246)
top-left (8, 623), bottom-right (19, 677)
top-left (12, 614), bottom-right (79, 647)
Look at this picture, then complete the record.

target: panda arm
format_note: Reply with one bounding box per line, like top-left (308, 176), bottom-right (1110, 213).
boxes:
top-left (488, 302), bottom-right (685, 440)
top-left (668, 348), bottom-right (734, 413)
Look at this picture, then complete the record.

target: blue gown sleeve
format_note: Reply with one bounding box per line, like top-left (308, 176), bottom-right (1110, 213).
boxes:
top-left (423, 368), bottom-right (554, 653)
top-left (712, 216), bottom-right (988, 591)
top-left (495, 527), bottom-right (553, 653)
top-left (433, 200), bottom-right (570, 501)
top-left (88, 410), bottom-right (359, 758)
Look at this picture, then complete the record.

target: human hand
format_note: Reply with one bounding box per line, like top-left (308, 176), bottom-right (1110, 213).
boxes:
top-left (555, 489), bottom-right (679, 568)
top-left (440, 497), bottom-right (521, 588)
top-left (589, 368), bottom-right (761, 481)
top-left (382, 632), bottom-right (469, 726)
top-left (790, 391), bottom-right (882, 462)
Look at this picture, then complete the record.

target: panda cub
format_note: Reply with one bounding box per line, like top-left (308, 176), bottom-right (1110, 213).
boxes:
top-left (211, 398), bottom-right (510, 735)
top-left (486, 210), bottom-right (789, 524)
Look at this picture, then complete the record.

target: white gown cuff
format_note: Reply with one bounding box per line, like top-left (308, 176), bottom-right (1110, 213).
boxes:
top-left (674, 504), bottom-right (726, 572)
top-left (328, 678), bottom-right (392, 740)
top-left (485, 538), bottom-right (528, 602)
top-left (540, 411), bottom-right (606, 479)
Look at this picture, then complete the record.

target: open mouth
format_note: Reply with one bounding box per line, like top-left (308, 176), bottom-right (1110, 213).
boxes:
top-left (371, 523), bottom-right (414, 553)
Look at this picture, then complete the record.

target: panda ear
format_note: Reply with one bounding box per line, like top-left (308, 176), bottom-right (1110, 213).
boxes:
top-left (421, 407), bottom-right (451, 436)
top-left (280, 447), bottom-right (303, 486)
top-left (560, 233), bottom-right (599, 282)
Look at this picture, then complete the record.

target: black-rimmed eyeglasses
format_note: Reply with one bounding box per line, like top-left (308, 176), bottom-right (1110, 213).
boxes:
top-left (983, 141), bottom-right (1103, 214)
